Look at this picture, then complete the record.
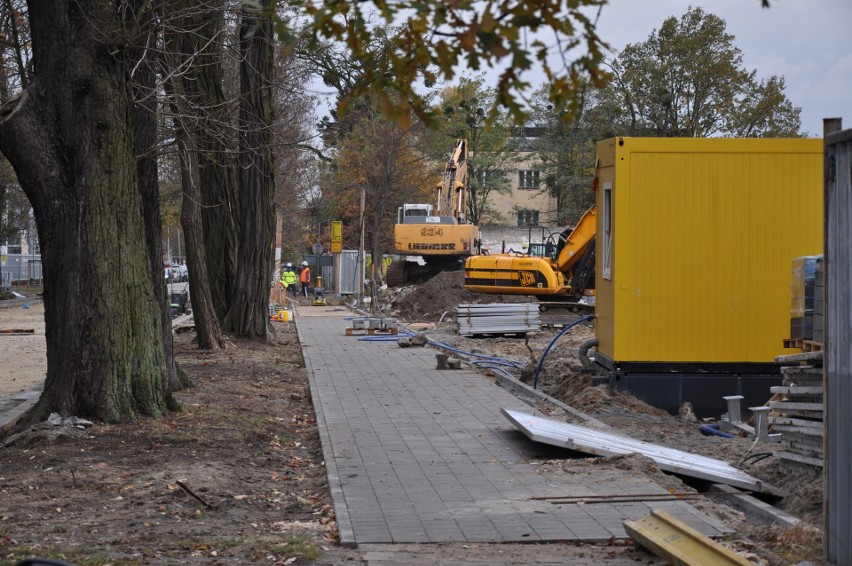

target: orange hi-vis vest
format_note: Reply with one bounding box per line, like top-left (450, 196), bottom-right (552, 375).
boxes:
top-left (299, 267), bottom-right (310, 283)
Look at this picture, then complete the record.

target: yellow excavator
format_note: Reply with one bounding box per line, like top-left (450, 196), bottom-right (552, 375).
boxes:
top-left (387, 139), bottom-right (480, 285)
top-left (463, 205), bottom-right (597, 301)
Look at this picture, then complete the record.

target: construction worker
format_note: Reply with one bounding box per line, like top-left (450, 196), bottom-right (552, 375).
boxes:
top-left (281, 263), bottom-right (297, 297)
top-left (298, 260), bottom-right (311, 298)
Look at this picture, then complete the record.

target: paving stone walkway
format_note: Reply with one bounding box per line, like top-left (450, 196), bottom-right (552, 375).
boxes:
top-left (296, 307), bottom-right (731, 546)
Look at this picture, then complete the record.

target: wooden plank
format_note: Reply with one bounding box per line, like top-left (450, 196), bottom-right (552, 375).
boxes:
top-left (0, 328), bottom-right (35, 335)
top-left (770, 400), bottom-right (824, 411)
top-left (770, 385), bottom-right (823, 396)
top-left (774, 416), bottom-right (824, 430)
top-left (773, 409), bottom-right (824, 420)
top-left (773, 424), bottom-right (824, 437)
top-left (781, 366), bottom-right (822, 377)
top-left (776, 450), bottom-right (823, 468)
top-left (623, 510), bottom-right (753, 566)
top-left (345, 327), bottom-right (399, 336)
top-left (781, 437), bottom-right (824, 455)
top-left (775, 350), bottom-right (823, 364)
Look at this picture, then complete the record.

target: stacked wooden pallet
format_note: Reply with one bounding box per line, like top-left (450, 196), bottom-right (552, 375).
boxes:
top-left (346, 317), bottom-right (398, 336)
top-left (770, 361), bottom-right (824, 473)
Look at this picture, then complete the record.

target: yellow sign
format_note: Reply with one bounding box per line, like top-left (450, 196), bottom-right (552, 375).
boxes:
top-left (331, 220), bottom-right (342, 253)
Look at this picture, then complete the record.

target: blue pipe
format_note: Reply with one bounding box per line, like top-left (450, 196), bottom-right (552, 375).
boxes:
top-left (533, 315), bottom-right (595, 389)
top-left (698, 424), bottom-right (735, 439)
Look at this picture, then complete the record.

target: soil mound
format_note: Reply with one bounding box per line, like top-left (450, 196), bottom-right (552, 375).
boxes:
top-left (383, 269), bottom-right (535, 322)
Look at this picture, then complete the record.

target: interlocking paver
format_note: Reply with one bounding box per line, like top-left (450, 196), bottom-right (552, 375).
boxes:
top-left (297, 310), bottom-right (731, 546)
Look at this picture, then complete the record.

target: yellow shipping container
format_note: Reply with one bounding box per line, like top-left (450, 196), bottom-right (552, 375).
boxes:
top-left (595, 137), bottom-right (823, 371)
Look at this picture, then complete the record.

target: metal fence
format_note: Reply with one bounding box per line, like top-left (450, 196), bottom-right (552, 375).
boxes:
top-left (338, 250), bottom-right (362, 295)
top-left (0, 254), bottom-right (43, 289)
top-left (824, 118), bottom-right (852, 564)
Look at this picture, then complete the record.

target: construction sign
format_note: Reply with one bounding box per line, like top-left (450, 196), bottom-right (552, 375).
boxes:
top-left (331, 220), bottom-right (342, 253)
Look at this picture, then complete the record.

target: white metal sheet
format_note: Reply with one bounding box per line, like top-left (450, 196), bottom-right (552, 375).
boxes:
top-left (502, 408), bottom-right (786, 497)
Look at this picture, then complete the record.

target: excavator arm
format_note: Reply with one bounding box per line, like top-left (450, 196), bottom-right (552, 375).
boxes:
top-left (436, 139), bottom-right (469, 223)
top-left (555, 205), bottom-right (596, 274)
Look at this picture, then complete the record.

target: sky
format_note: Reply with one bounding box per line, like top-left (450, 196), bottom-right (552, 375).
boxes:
top-left (307, 1), bottom-right (852, 138)
top-left (588, 0), bottom-right (852, 136)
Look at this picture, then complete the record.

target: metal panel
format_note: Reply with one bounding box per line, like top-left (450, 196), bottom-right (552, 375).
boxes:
top-left (502, 408), bottom-right (785, 497)
top-left (456, 303), bottom-right (541, 335)
top-left (824, 120), bottom-right (852, 564)
top-left (337, 250), bottom-right (361, 295)
top-left (596, 138), bottom-right (823, 365)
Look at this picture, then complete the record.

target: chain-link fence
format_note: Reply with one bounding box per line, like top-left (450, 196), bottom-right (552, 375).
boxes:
top-left (0, 254), bottom-right (43, 290)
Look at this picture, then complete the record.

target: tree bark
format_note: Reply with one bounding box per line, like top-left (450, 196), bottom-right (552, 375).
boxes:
top-left (0, 2), bottom-right (170, 423)
top-left (195, 0), bottom-right (239, 323)
top-left (162, 0), bottom-right (225, 350)
top-left (227, 0), bottom-right (275, 337)
top-left (127, 0), bottom-right (187, 397)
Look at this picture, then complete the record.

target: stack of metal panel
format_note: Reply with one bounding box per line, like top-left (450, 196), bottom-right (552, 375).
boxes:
top-left (456, 303), bottom-right (540, 336)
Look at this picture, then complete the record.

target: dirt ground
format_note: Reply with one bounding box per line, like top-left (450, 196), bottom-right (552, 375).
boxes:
top-left (0, 302), bottom-right (47, 398)
top-left (0, 276), bottom-right (827, 565)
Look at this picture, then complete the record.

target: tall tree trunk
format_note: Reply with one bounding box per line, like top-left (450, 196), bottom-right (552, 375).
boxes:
top-left (195, 0), bottom-right (238, 323)
top-left (126, 0), bottom-right (187, 397)
top-left (0, 2), bottom-right (170, 423)
top-left (178, 135), bottom-right (225, 350)
top-left (227, 0), bottom-right (275, 337)
top-left (162, 1), bottom-right (225, 350)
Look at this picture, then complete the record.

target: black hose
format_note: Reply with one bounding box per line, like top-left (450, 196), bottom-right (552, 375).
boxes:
top-left (578, 337), bottom-right (598, 367)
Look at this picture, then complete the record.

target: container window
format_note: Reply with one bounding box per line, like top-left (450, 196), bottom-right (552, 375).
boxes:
top-left (602, 181), bottom-right (612, 280)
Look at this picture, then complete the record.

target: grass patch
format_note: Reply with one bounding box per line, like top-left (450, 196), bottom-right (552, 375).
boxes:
top-left (264, 535), bottom-right (321, 562)
top-left (0, 545), bottom-right (133, 566)
top-left (166, 536), bottom-right (243, 552)
top-left (185, 406), bottom-right (270, 440)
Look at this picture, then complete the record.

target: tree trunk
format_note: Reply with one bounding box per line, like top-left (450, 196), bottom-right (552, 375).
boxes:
top-left (227, 0), bottom-right (275, 337)
top-left (178, 136), bottom-right (225, 350)
top-left (195, 0), bottom-right (239, 323)
top-left (162, 1), bottom-right (226, 350)
top-left (0, 2), bottom-right (170, 423)
top-left (127, 0), bottom-right (187, 397)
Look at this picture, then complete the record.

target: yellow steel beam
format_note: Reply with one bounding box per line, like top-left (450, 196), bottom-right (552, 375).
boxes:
top-left (623, 510), bottom-right (752, 566)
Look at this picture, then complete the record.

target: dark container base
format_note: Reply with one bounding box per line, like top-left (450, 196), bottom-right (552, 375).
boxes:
top-left (607, 371), bottom-right (782, 419)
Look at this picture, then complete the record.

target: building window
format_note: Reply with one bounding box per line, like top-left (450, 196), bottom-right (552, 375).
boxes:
top-left (518, 170), bottom-right (540, 189)
top-left (517, 209), bottom-right (539, 226)
top-left (476, 169), bottom-right (498, 186)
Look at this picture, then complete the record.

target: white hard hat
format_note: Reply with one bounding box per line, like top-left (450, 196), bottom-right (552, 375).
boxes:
top-left (301, 261), bottom-right (308, 266)
top-left (286, 262), bottom-right (292, 267)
